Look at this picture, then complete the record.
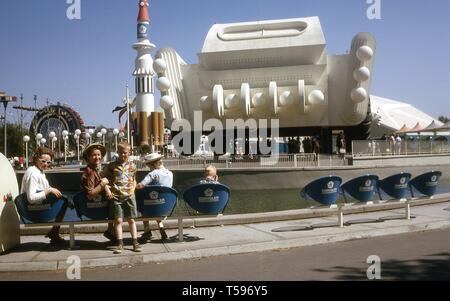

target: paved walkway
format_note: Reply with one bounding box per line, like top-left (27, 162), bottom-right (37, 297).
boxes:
top-left (1, 198), bottom-right (450, 273)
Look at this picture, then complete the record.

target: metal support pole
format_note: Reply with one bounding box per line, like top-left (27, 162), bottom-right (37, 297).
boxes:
top-left (25, 142), bottom-right (29, 168)
top-left (338, 205), bottom-right (344, 228)
top-left (178, 217), bottom-right (184, 242)
top-left (3, 102), bottom-right (7, 155)
top-left (405, 201), bottom-right (411, 220)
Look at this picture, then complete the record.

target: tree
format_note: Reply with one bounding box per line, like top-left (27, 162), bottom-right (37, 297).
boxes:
top-left (438, 116), bottom-right (449, 124)
top-left (0, 123), bottom-right (34, 158)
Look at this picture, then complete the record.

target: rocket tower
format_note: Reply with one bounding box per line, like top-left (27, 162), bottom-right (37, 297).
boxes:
top-left (133, 0), bottom-right (155, 146)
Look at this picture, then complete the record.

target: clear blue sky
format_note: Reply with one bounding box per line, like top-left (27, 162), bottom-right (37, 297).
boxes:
top-left (1, 0), bottom-right (449, 128)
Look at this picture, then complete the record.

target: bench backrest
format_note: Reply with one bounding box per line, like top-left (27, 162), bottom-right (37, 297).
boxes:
top-left (341, 175), bottom-right (379, 203)
top-left (135, 186), bottom-right (178, 217)
top-left (300, 176), bottom-right (342, 206)
top-left (183, 183), bottom-right (230, 214)
top-left (72, 192), bottom-right (110, 220)
top-left (14, 193), bottom-right (65, 224)
top-left (378, 172), bottom-right (412, 200)
top-left (409, 171), bottom-right (442, 197)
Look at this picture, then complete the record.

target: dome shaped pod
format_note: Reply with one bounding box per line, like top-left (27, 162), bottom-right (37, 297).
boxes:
top-left (351, 87), bottom-right (368, 103)
top-left (156, 77), bottom-right (171, 92)
top-left (153, 59), bottom-right (167, 74)
top-left (307, 90), bottom-right (325, 105)
top-left (356, 45), bottom-right (374, 62)
top-left (224, 94), bottom-right (239, 109)
top-left (353, 67), bottom-right (371, 82)
top-left (252, 93), bottom-right (267, 108)
top-left (160, 95), bottom-right (174, 110)
top-left (199, 96), bottom-right (212, 111)
top-left (279, 91), bottom-right (294, 106)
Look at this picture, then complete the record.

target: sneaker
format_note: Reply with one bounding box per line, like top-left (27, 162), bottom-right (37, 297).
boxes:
top-left (45, 230), bottom-right (65, 244)
top-left (133, 242), bottom-right (142, 252)
top-left (103, 230), bottom-right (117, 243)
top-left (159, 228), bottom-right (168, 240)
top-left (113, 244), bottom-right (123, 254)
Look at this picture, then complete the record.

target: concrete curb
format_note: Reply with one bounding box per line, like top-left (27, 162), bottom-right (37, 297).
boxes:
top-left (20, 193), bottom-right (450, 235)
top-left (4, 218), bottom-right (450, 272)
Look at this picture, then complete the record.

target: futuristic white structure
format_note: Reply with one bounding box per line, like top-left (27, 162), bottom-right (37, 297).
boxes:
top-left (155, 17), bottom-right (376, 133)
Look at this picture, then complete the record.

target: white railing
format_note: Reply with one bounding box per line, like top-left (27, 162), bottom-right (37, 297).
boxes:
top-left (352, 140), bottom-right (450, 157)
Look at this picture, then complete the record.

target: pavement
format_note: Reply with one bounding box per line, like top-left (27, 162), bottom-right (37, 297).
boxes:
top-left (1, 194), bottom-right (450, 273)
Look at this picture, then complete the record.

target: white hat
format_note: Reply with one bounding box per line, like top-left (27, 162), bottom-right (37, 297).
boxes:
top-left (143, 152), bottom-right (162, 164)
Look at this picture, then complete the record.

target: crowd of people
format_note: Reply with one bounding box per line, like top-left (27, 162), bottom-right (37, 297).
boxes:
top-left (20, 142), bottom-right (220, 254)
top-left (287, 136), bottom-right (321, 154)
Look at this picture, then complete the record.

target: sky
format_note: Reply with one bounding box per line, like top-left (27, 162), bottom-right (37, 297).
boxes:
top-left (1, 0), bottom-right (449, 129)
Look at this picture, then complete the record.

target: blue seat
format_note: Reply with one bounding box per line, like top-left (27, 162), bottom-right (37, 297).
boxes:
top-left (378, 172), bottom-right (412, 200)
top-left (409, 171), bottom-right (442, 198)
top-left (14, 193), bottom-right (66, 224)
top-left (135, 186), bottom-right (178, 217)
top-left (72, 192), bottom-right (110, 220)
top-left (183, 183), bottom-right (230, 214)
top-left (300, 176), bottom-right (342, 207)
top-left (341, 175), bottom-right (379, 203)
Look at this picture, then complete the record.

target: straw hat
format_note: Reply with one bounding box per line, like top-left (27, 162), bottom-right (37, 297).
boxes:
top-left (82, 143), bottom-right (106, 162)
top-left (143, 152), bottom-right (162, 164)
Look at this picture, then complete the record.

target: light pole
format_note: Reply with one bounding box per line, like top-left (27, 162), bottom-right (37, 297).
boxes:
top-left (96, 132), bottom-right (103, 144)
top-left (75, 129), bottom-right (81, 162)
top-left (88, 129), bottom-right (94, 145)
top-left (23, 135), bottom-right (30, 169)
top-left (36, 133), bottom-right (43, 147)
top-left (62, 130), bottom-right (68, 162)
top-left (101, 128), bottom-right (107, 146)
top-left (113, 128), bottom-right (119, 152)
top-left (49, 131), bottom-right (56, 151)
top-left (51, 136), bottom-right (57, 161)
top-left (85, 132), bottom-right (91, 146)
top-left (1, 94), bottom-right (17, 156)
top-left (119, 131), bottom-right (125, 143)
top-left (40, 138), bottom-right (47, 147)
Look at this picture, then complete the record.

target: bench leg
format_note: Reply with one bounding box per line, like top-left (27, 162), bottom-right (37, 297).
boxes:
top-left (69, 224), bottom-right (75, 249)
top-left (405, 201), bottom-right (411, 220)
top-left (178, 217), bottom-right (184, 242)
top-left (338, 205), bottom-right (344, 228)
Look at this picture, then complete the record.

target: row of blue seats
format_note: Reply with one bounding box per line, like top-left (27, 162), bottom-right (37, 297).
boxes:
top-left (301, 171), bottom-right (442, 207)
top-left (15, 183), bottom-right (231, 224)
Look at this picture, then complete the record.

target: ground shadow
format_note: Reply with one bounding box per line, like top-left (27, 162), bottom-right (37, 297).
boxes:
top-left (152, 233), bottom-right (202, 244)
top-left (311, 252), bottom-right (450, 281)
top-left (2, 239), bottom-right (114, 254)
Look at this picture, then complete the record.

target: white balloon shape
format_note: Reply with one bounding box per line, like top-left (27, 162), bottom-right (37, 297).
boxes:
top-left (252, 93), bottom-right (267, 107)
top-left (353, 67), bottom-right (371, 82)
top-left (225, 94), bottom-right (239, 109)
top-left (279, 91), bottom-right (294, 106)
top-left (153, 58), bottom-right (167, 73)
top-left (199, 96), bottom-right (212, 111)
top-left (308, 90), bottom-right (325, 105)
top-left (351, 87), bottom-right (368, 103)
top-left (156, 77), bottom-right (171, 92)
top-left (160, 95), bottom-right (174, 110)
top-left (356, 46), bottom-right (374, 62)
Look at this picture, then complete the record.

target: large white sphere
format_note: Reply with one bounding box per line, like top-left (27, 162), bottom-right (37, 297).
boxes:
top-left (101, 128), bottom-right (107, 135)
top-left (52, 137), bottom-right (57, 142)
top-left (356, 46), bottom-right (374, 62)
top-left (160, 95), bottom-right (174, 110)
top-left (251, 93), bottom-right (267, 107)
top-left (49, 131), bottom-right (56, 139)
top-left (36, 133), bottom-right (43, 140)
top-left (88, 129), bottom-right (94, 135)
top-left (351, 87), bottom-right (368, 103)
top-left (73, 134), bottom-right (78, 140)
top-left (85, 133), bottom-right (91, 139)
top-left (62, 130), bottom-right (69, 137)
top-left (279, 91), bottom-right (294, 106)
top-left (74, 129), bottom-right (81, 136)
top-left (353, 67), bottom-right (371, 82)
top-left (156, 77), bottom-right (171, 92)
top-left (308, 90), bottom-right (325, 105)
top-left (225, 94), bottom-right (239, 109)
top-left (153, 58), bottom-right (167, 73)
top-left (199, 96), bottom-right (212, 111)
top-left (96, 132), bottom-right (102, 138)
top-left (40, 138), bottom-right (46, 145)
top-left (23, 135), bottom-right (30, 143)
top-left (113, 128), bottom-right (120, 135)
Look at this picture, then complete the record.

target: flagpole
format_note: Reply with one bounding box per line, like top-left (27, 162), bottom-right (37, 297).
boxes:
top-left (126, 84), bottom-right (130, 146)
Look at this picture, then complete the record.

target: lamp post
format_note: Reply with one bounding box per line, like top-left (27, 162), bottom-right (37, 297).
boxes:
top-left (101, 128), bottom-right (107, 146)
top-left (40, 138), bottom-right (46, 147)
top-left (85, 132), bottom-right (91, 146)
top-left (51, 137), bottom-right (57, 162)
top-left (49, 131), bottom-right (56, 151)
top-left (113, 128), bottom-right (119, 152)
top-left (23, 135), bottom-right (30, 169)
top-left (119, 131), bottom-right (125, 143)
top-left (96, 132), bottom-right (102, 144)
top-left (62, 130), bottom-right (68, 162)
top-left (36, 133), bottom-right (43, 147)
top-left (1, 94), bottom-right (17, 156)
top-left (74, 129), bottom-right (81, 162)
top-left (88, 129), bottom-right (94, 145)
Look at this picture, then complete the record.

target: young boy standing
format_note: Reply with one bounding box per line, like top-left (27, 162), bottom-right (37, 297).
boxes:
top-left (103, 142), bottom-right (142, 254)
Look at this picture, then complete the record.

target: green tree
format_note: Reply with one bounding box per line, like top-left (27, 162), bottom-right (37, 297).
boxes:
top-left (438, 116), bottom-right (449, 124)
top-left (0, 123), bottom-right (34, 158)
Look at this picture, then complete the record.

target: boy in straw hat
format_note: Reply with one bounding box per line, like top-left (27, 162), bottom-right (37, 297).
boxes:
top-left (135, 152), bottom-right (173, 242)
